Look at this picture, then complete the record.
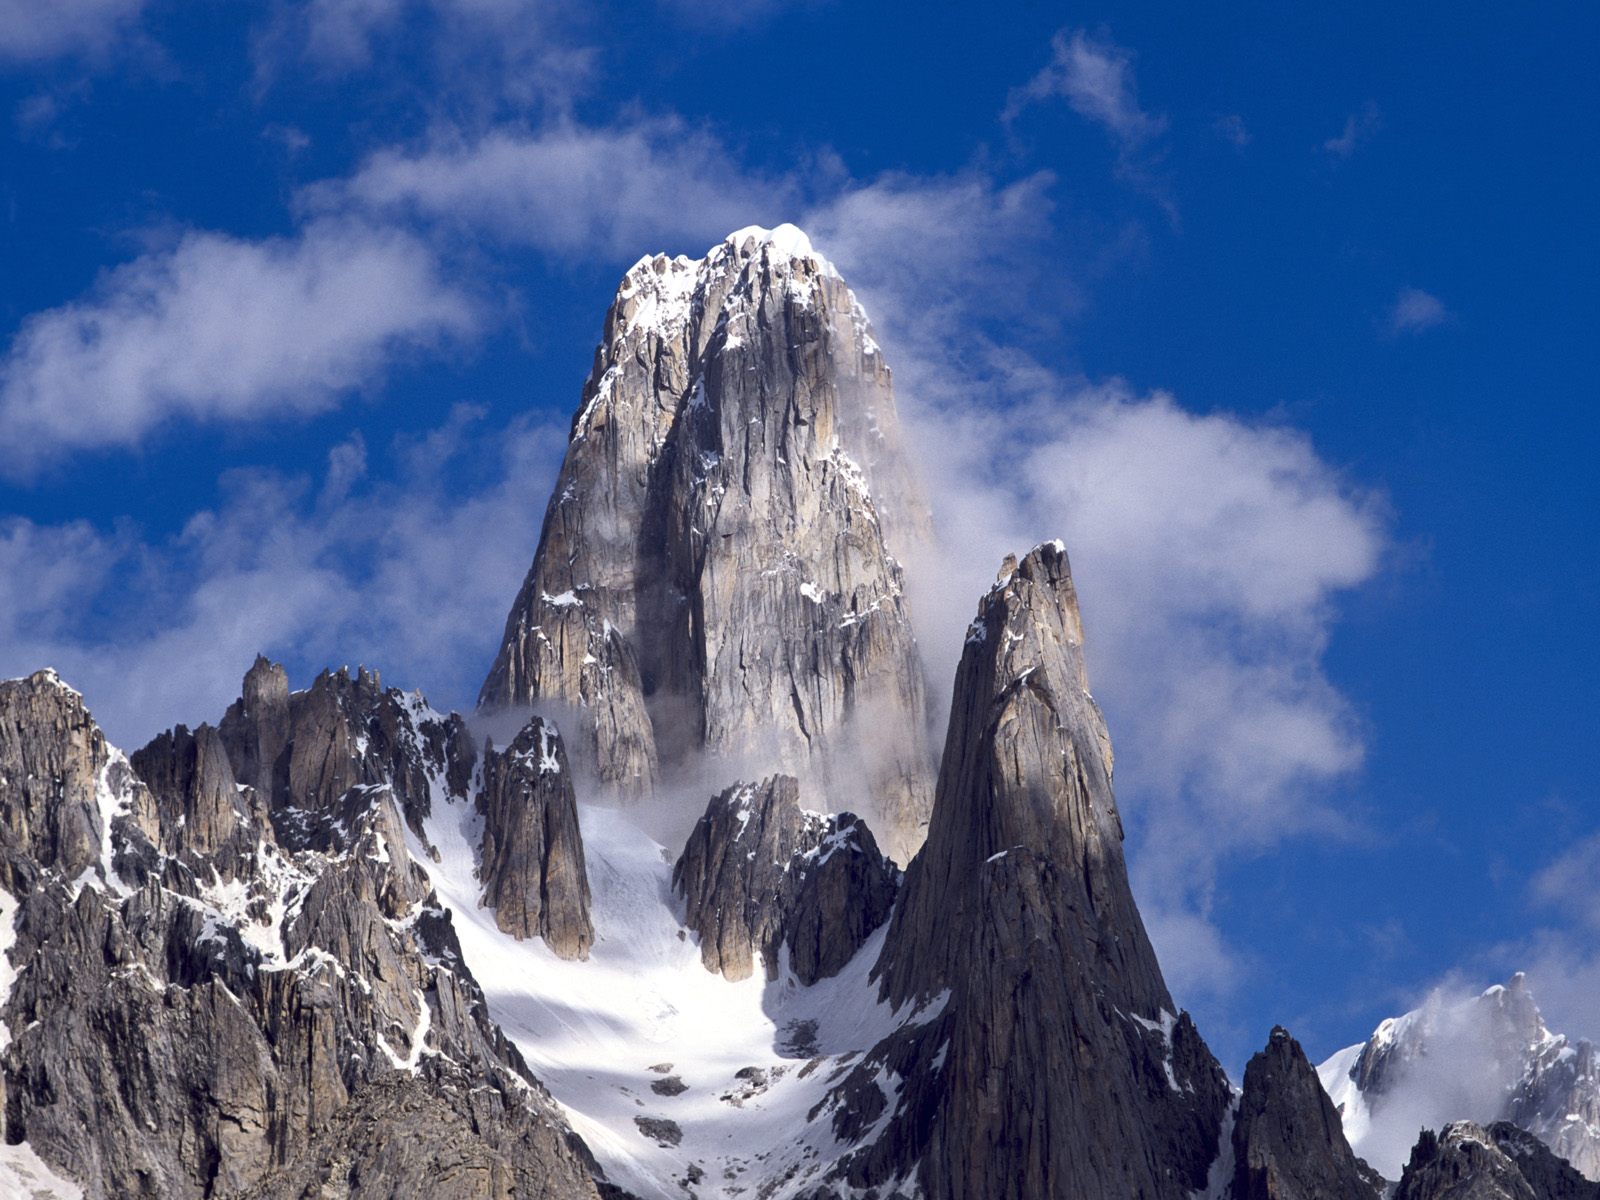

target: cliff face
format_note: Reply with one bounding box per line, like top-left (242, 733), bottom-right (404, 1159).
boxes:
top-left (1394, 1122), bottom-right (1600, 1200)
top-left (810, 544), bottom-right (1232, 1199)
top-left (0, 666), bottom-right (603, 1200)
top-left (671, 773), bottom-right (898, 985)
top-left (1231, 1027), bottom-right (1384, 1200)
top-left (480, 225), bottom-right (934, 862)
top-left (477, 717), bottom-right (593, 958)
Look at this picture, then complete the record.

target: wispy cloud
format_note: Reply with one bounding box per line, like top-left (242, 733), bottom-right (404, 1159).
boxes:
top-left (251, 0), bottom-right (595, 110)
top-left (1005, 29), bottom-right (1167, 148)
top-left (0, 0), bottom-right (145, 62)
top-left (1386, 286), bottom-right (1450, 335)
top-left (1531, 832), bottom-right (1600, 929)
top-left (0, 219), bottom-right (477, 474)
top-left (1324, 101), bottom-right (1382, 159)
top-left (314, 119), bottom-right (801, 257)
top-left (0, 408), bottom-right (565, 746)
top-left (1214, 113), bottom-right (1251, 150)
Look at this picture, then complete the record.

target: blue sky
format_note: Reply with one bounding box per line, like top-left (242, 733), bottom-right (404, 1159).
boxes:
top-left (1, 0), bottom-right (1595, 1075)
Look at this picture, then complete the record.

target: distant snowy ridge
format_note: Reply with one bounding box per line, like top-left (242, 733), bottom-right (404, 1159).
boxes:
top-left (1318, 974), bottom-right (1600, 1181)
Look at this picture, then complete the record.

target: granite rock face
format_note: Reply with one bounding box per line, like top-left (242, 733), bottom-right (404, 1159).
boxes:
top-left (1394, 1122), bottom-right (1600, 1200)
top-left (1231, 1027), bottom-right (1383, 1199)
top-left (477, 717), bottom-right (593, 957)
top-left (0, 666), bottom-right (604, 1200)
top-left (671, 774), bottom-right (898, 984)
top-left (480, 225), bottom-right (935, 862)
top-left (814, 543), bottom-right (1233, 1199)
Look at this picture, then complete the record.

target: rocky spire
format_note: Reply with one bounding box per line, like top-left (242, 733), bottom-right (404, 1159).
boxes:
top-left (822, 542), bottom-right (1231, 1199)
top-left (671, 774), bottom-right (898, 984)
top-left (1231, 1027), bottom-right (1384, 1199)
top-left (477, 717), bottom-right (593, 958)
top-left (877, 539), bottom-right (1156, 1010)
top-left (479, 225), bottom-right (935, 861)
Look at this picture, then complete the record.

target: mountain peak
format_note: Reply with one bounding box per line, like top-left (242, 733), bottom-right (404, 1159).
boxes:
top-left (481, 216), bottom-right (934, 859)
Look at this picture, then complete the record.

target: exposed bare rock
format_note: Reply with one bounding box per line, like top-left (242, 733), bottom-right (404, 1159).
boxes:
top-left (672, 774), bottom-right (897, 985)
top-left (0, 666), bottom-right (605, 1200)
top-left (1491, 1124), bottom-right (1600, 1200)
top-left (784, 809), bottom-right (899, 986)
top-left (131, 721), bottom-right (271, 876)
top-left (235, 1075), bottom-right (600, 1200)
top-left (1394, 1122), bottom-right (1600, 1200)
top-left (1232, 1026), bottom-right (1383, 1199)
top-left (820, 542), bottom-right (1231, 1199)
top-left (477, 717), bottom-right (593, 958)
top-left (0, 670), bottom-right (156, 884)
top-left (220, 655), bottom-right (292, 803)
top-left (480, 225), bottom-right (935, 861)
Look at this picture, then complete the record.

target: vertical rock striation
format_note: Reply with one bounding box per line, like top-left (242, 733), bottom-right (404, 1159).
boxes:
top-left (477, 717), bottom-right (593, 958)
top-left (671, 774), bottom-right (898, 984)
top-left (819, 542), bottom-right (1232, 1198)
top-left (479, 225), bottom-right (934, 861)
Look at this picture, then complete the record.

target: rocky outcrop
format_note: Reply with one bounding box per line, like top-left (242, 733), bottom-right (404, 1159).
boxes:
top-left (0, 666), bottom-right (605, 1200)
top-left (815, 543), bottom-right (1232, 1199)
top-left (235, 1075), bottom-right (601, 1200)
top-left (131, 721), bottom-right (268, 875)
top-left (1492, 1125), bottom-right (1600, 1200)
top-left (672, 774), bottom-right (898, 985)
top-left (480, 225), bottom-right (935, 862)
top-left (0, 670), bottom-right (156, 883)
top-left (1232, 1027), bottom-right (1383, 1199)
top-left (477, 718), bottom-right (593, 958)
top-left (1394, 1122), bottom-right (1600, 1200)
top-left (1321, 975), bottom-right (1600, 1181)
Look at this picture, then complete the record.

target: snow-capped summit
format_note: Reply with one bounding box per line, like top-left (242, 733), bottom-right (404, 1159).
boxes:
top-left (1319, 975), bottom-right (1600, 1181)
top-left (479, 224), bottom-right (935, 861)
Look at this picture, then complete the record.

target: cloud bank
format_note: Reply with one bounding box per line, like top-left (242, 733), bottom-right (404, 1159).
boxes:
top-left (0, 219), bottom-right (476, 473)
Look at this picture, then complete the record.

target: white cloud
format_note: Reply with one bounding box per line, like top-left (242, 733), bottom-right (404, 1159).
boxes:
top-left (893, 380), bottom-right (1383, 1004)
top-left (1005, 29), bottom-right (1167, 148)
top-left (1531, 833), bottom-right (1600, 929)
top-left (253, 0), bottom-right (595, 110)
top-left (0, 218), bottom-right (477, 473)
top-left (0, 0), bottom-right (144, 62)
top-left (317, 119), bottom-right (798, 258)
top-left (0, 408), bottom-right (566, 748)
top-left (1324, 101), bottom-right (1382, 158)
top-left (1214, 113), bottom-right (1251, 149)
top-left (1387, 286), bottom-right (1450, 335)
top-left (799, 174), bottom-right (1386, 1004)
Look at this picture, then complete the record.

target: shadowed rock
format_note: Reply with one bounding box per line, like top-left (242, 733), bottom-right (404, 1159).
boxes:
top-left (1395, 1121), bottom-right (1600, 1200)
top-left (1232, 1026), bottom-right (1383, 1199)
top-left (672, 774), bottom-right (897, 985)
top-left (820, 542), bottom-right (1232, 1199)
top-left (477, 717), bottom-right (593, 959)
top-left (0, 666), bottom-right (605, 1200)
